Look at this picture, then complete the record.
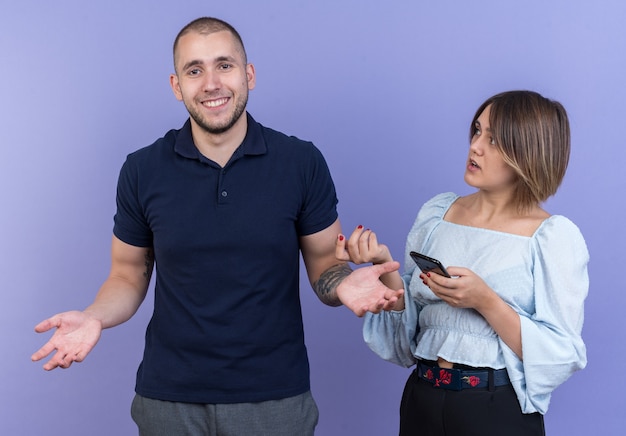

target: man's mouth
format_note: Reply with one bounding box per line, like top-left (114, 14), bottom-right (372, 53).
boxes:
top-left (203, 98), bottom-right (228, 108)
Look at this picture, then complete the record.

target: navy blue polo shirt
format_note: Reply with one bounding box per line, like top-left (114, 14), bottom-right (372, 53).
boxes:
top-left (113, 113), bottom-right (338, 404)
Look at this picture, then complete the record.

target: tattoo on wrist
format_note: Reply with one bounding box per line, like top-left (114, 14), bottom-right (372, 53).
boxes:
top-left (314, 263), bottom-right (352, 306)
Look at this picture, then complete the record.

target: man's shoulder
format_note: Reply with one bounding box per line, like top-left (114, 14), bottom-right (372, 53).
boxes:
top-left (251, 117), bottom-right (315, 150)
top-left (259, 126), bottom-right (323, 166)
top-left (126, 126), bottom-right (181, 161)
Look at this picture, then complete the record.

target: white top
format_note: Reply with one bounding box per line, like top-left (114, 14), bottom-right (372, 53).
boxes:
top-left (363, 192), bottom-right (589, 414)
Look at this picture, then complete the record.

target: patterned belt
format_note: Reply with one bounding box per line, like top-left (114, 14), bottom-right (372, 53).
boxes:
top-left (416, 360), bottom-right (510, 391)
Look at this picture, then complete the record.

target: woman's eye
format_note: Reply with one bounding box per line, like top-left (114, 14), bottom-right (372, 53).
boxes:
top-left (489, 137), bottom-right (496, 145)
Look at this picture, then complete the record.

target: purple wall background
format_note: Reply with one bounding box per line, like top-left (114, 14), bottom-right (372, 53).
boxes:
top-left (2, 1), bottom-right (624, 435)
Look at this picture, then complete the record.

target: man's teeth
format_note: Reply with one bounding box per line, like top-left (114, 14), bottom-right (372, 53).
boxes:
top-left (204, 98), bottom-right (228, 107)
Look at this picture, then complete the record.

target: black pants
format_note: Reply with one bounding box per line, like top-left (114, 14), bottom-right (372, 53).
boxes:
top-left (399, 369), bottom-right (545, 436)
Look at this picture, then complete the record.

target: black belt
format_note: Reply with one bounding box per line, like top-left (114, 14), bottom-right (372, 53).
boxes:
top-left (416, 360), bottom-right (510, 391)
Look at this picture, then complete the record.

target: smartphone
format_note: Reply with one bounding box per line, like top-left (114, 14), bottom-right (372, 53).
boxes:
top-left (409, 251), bottom-right (451, 278)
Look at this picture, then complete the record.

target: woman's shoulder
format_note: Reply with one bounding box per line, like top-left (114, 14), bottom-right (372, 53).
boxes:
top-left (405, 193), bottom-right (459, 256)
top-left (535, 214), bottom-right (585, 239)
top-left (533, 215), bottom-right (589, 260)
top-left (418, 192), bottom-right (459, 219)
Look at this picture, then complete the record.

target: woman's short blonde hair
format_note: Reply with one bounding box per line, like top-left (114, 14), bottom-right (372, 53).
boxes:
top-left (470, 90), bottom-right (571, 212)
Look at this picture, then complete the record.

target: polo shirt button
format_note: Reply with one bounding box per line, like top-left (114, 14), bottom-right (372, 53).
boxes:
top-left (221, 191), bottom-right (228, 197)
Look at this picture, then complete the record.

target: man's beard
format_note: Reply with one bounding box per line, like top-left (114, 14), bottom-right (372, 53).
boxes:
top-left (186, 92), bottom-right (248, 135)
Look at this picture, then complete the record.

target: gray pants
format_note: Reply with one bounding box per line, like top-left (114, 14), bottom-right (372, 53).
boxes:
top-left (131, 391), bottom-right (319, 436)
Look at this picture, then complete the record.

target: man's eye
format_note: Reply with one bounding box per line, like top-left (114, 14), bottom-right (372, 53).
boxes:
top-left (189, 69), bottom-right (201, 76)
top-left (219, 63), bottom-right (233, 70)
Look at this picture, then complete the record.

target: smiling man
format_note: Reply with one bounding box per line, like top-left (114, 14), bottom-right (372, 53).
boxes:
top-left (31, 17), bottom-right (402, 436)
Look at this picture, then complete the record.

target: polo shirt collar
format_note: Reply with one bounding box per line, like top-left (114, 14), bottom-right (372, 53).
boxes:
top-left (174, 112), bottom-right (267, 161)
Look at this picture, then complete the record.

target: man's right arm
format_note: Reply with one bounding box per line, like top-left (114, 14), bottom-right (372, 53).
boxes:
top-left (31, 236), bottom-right (153, 370)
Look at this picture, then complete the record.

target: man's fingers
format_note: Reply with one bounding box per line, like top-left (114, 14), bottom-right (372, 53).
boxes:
top-left (59, 357), bottom-right (75, 370)
top-left (74, 349), bottom-right (86, 363)
top-left (31, 341), bottom-right (56, 362)
top-left (42, 360), bottom-right (59, 371)
top-left (33, 342), bottom-right (85, 369)
top-left (47, 349), bottom-right (80, 370)
top-left (384, 288), bottom-right (404, 300)
top-left (373, 261), bottom-right (400, 275)
top-left (41, 351), bottom-right (65, 371)
top-left (350, 305), bottom-right (367, 318)
top-left (367, 299), bottom-right (385, 314)
top-left (34, 317), bottom-right (59, 333)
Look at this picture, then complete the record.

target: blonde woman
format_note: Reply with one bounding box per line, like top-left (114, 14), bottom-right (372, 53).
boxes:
top-left (336, 90), bottom-right (589, 436)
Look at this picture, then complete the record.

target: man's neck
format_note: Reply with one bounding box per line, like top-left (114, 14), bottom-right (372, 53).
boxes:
top-left (190, 115), bottom-right (248, 167)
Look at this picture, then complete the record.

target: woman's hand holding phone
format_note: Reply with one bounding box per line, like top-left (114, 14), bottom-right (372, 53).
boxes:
top-left (409, 251), bottom-right (451, 277)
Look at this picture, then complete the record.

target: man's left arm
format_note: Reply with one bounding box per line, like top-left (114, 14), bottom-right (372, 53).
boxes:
top-left (300, 219), bottom-right (404, 316)
top-left (300, 219), bottom-right (350, 307)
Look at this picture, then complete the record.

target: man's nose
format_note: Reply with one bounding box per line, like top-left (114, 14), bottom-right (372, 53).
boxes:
top-left (202, 71), bottom-right (221, 91)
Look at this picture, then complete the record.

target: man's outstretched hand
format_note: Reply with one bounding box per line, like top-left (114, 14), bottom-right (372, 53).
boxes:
top-left (31, 311), bottom-right (102, 370)
top-left (337, 261), bottom-right (404, 317)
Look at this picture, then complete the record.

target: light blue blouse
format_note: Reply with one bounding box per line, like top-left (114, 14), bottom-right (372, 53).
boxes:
top-left (363, 192), bottom-right (589, 414)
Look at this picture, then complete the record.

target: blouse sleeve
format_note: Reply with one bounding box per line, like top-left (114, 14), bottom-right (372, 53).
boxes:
top-left (502, 215), bottom-right (589, 414)
top-left (363, 273), bottom-right (420, 367)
